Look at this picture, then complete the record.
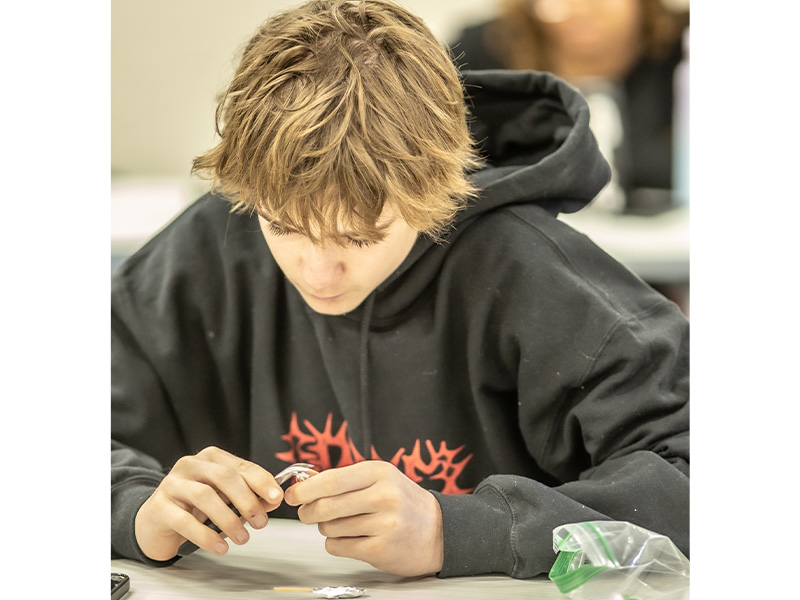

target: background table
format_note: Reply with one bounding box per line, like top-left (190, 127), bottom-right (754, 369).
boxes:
top-left (111, 518), bottom-right (564, 599)
top-left (559, 205), bottom-right (689, 286)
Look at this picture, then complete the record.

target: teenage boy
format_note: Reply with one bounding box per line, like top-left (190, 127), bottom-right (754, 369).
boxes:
top-left (111, 0), bottom-right (689, 579)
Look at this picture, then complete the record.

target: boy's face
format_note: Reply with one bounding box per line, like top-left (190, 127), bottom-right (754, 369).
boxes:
top-left (529, 0), bottom-right (642, 57)
top-left (258, 207), bottom-right (418, 315)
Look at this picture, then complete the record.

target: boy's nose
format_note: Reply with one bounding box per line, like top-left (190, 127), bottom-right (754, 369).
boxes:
top-left (301, 244), bottom-right (345, 291)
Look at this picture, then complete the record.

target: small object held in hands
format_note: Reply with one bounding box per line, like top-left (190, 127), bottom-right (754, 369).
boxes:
top-left (274, 462), bottom-right (315, 486)
top-left (274, 586), bottom-right (366, 598)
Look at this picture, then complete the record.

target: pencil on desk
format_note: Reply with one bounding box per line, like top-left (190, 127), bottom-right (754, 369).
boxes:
top-left (274, 586), bottom-right (314, 593)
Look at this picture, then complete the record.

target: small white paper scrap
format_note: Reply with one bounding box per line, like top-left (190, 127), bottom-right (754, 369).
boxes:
top-left (312, 586), bottom-right (366, 598)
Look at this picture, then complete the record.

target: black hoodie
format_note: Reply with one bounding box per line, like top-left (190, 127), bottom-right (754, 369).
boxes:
top-left (111, 70), bottom-right (689, 578)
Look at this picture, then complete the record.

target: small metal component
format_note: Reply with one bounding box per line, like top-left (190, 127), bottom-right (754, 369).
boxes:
top-left (273, 586), bottom-right (366, 598)
top-left (274, 462), bottom-right (315, 486)
top-left (312, 586), bottom-right (367, 598)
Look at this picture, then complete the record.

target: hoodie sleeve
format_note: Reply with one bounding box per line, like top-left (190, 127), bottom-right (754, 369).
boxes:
top-left (109, 201), bottom-right (215, 564)
top-left (111, 440), bottom-right (178, 565)
top-left (432, 209), bottom-right (689, 579)
top-left (110, 280), bottom-right (185, 565)
top-left (110, 195), bottom-right (267, 565)
top-left (433, 306), bottom-right (689, 578)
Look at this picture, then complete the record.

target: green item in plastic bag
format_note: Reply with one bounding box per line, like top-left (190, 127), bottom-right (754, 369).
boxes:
top-left (549, 521), bottom-right (689, 599)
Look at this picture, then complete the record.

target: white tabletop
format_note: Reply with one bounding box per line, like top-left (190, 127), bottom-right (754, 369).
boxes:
top-left (559, 205), bottom-right (690, 285)
top-left (110, 177), bottom-right (202, 256)
top-left (110, 518), bottom-right (563, 599)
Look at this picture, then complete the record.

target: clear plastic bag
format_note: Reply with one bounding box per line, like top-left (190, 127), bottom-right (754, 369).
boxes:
top-left (549, 521), bottom-right (690, 600)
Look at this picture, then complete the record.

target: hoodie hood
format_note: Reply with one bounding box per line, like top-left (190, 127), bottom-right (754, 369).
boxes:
top-left (462, 69), bottom-right (610, 219)
top-left (366, 69), bottom-right (610, 323)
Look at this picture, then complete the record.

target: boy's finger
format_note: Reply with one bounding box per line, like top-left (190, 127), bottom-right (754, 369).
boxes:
top-left (199, 447), bottom-right (285, 503)
top-left (285, 462), bottom-right (378, 505)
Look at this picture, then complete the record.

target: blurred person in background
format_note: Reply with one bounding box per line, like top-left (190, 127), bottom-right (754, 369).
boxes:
top-left (451, 0), bottom-right (689, 215)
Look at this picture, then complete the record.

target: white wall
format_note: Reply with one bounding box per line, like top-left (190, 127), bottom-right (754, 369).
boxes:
top-left (111, 0), bottom-right (500, 178)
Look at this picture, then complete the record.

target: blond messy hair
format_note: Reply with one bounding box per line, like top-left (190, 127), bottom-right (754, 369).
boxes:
top-left (192, 0), bottom-right (482, 245)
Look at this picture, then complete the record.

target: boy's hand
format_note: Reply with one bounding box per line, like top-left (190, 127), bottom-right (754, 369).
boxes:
top-left (134, 446), bottom-right (285, 561)
top-left (284, 460), bottom-right (444, 577)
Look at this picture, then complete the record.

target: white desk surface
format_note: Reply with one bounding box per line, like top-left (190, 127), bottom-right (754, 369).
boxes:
top-left (110, 177), bottom-right (201, 256)
top-left (559, 205), bottom-right (689, 285)
top-left (110, 518), bottom-right (562, 600)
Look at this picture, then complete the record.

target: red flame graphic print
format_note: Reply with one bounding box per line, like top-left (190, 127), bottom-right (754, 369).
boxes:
top-left (276, 412), bottom-right (473, 494)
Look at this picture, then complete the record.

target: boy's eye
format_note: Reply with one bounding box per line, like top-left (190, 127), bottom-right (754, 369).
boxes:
top-left (267, 222), bottom-right (288, 236)
top-left (264, 220), bottom-right (298, 237)
top-left (262, 216), bottom-right (375, 248)
top-left (346, 237), bottom-right (373, 249)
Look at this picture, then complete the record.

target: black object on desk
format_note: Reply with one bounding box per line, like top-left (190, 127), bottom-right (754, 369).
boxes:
top-left (111, 572), bottom-right (130, 600)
